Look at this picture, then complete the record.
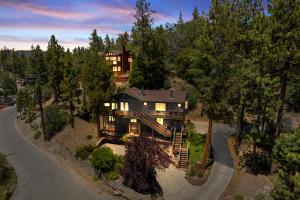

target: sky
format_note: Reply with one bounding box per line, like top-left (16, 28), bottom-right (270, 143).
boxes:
top-left (0, 0), bottom-right (210, 50)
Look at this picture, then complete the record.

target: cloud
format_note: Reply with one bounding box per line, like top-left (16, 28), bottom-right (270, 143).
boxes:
top-left (0, 1), bottom-right (93, 20)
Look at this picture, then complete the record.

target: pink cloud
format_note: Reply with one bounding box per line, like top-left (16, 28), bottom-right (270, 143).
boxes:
top-left (0, 1), bottom-right (92, 20)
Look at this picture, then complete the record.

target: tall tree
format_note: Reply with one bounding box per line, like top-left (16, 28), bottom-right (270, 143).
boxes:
top-left (269, 0), bottom-right (300, 137)
top-left (46, 35), bottom-right (64, 103)
top-left (104, 34), bottom-right (112, 51)
top-left (192, 6), bottom-right (200, 21)
top-left (60, 49), bottom-right (79, 128)
top-left (83, 30), bottom-right (115, 136)
top-left (129, 0), bottom-right (166, 89)
top-left (28, 45), bottom-right (47, 139)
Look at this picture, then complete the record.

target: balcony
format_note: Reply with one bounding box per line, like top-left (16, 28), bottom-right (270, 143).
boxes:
top-left (111, 109), bottom-right (184, 120)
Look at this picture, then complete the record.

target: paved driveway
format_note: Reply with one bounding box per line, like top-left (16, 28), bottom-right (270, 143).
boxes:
top-left (156, 121), bottom-right (234, 200)
top-left (0, 107), bottom-right (111, 200)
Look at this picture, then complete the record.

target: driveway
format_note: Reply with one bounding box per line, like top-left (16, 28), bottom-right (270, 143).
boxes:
top-left (0, 107), bottom-right (111, 200)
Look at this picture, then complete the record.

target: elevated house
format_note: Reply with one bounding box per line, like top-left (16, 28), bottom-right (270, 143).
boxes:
top-left (101, 87), bottom-right (190, 169)
top-left (104, 46), bottom-right (133, 85)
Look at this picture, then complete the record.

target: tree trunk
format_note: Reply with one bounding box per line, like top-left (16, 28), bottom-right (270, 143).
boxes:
top-left (275, 72), bottom-right (288, 137)
top-left (37, 85), bottom-right (46, 140)
top-left (235, 99), bottom-right (244, 149)
top-left (201, 119), bottom-right (213, 170)
top-left (96, 104), bottom-right (101, 137)
top-left (69, 99), bottom-right (74, 128)
top-left (261, 100), bottom-right (267, 133)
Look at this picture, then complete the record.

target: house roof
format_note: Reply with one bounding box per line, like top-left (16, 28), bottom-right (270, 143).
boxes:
top-left (121, 87), bottom-right (187, 103)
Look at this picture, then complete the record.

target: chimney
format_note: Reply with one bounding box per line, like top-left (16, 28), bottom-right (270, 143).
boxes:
top-left (170, 90), bottom-right (174, 98)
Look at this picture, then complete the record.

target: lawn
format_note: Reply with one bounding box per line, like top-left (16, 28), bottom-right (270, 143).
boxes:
top-left (0, 153), bottom-right (17, 200)
top-left (186, 123), bottom-right (205, 166)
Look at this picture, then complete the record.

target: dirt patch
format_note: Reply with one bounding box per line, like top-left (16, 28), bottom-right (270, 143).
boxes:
top-left (220, 137), bottom-right (273, 200)
top-left (16, 117), bottom-right (150, 200)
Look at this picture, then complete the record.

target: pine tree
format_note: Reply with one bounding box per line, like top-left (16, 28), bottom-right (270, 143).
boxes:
top-left (192, 6), bottom-right (200, 21)
top-left (104, 34), bottom-right (112, 51)
top-left (60, 49), bottom-right (79, 128)
top-left (46, 35), bottom-right (64, 103)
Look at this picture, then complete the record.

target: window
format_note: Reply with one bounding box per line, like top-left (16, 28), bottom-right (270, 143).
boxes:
top-left (144, 102), bottom-right (148, 106)
top-left (130, 118), bottom-right (137, 123)
top-left (117, 66), bottom-right (121, 72)
top-left (156, 118), bottom-right (164, 125)
top-left (111, 56), bottom-right (117, 61)
top-left (105, 57), bottom-right (109, 60)
top-left (128, 57), bottom-right (133, 63)
top-left (117, 56), bottom-right (121, 61)
top-left (178, 103), bottom-right (182, 108)
top-left (113, 60), bottom-right (117, 65)
top-left (104, 103), bottom-right (110, 107)
top-left (109, 116), bottom-right (115, 122)
top-left (113, 66), bottom-right (118, 72)
top-left (111, 103), bottom-right (117, 110)
top-left (185, 101), bottom-right (189, 109)
top-left (155, 103), bottom-right (166, 111)
top-left (120, 102), bottom-right (129, 111)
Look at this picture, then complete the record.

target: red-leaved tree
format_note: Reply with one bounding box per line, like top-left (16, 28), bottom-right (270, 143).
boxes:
top-left (122, 133), bottom-right (171, 195)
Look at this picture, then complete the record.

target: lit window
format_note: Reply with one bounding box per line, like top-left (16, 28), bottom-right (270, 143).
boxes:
top-left (185, 101), bottom-right (188, 109)
top-left (156, 118), bottom-right (164, 125)
top-left (111, 57), bottom-right (117, 61)
top-left (120, 102), bottom-right (129, 111)
top-left (155, 103), bottom-right (166, 111)
top-left (117, 56), bottom-right (121, 61)
top-left (113, 66), bottom-right (118, 72)
top-left (113, 60), bottom-right (117, 65)
top-left (109, 116), bottom-right (115, 122)
top-left (178, 103), bottom-right (182, 107)
top-left (117, 66), bottom-right (121, 71)
top-left (104, 103), bottom-right (110, 107)
top-left (111, 103), bottom-right (117, 110)
top-left (105, 57), bottom-right (109, 60)
top-left (144, 102), bottom-right (148, 106)
top-left (130, 118), bottom-right (137, 123)
top-left (128, 57), bottom-right (133, 63)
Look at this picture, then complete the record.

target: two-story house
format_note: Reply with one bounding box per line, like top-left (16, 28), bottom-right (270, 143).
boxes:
top-left (101, 87), bottom-right (188, 140)
top-left (104, 46), bottom-right (133, 85)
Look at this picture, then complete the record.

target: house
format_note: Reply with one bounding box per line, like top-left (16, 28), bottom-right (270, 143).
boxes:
top-left (104, 46), bottom-right (133, 85)
top-left (101, 87), bottom-right (189, 140)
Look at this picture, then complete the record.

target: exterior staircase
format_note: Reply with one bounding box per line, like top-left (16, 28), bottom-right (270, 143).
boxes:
top-left (135, 112), bottom-right (172, 137)
top-left (178, 147), bottom-right (189, 170)
top-left (173, 130), bottom-right (182, 154)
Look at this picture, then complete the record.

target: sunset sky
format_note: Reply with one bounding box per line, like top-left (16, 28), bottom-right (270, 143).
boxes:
top-left (0, 0), bottom-right (209, 50)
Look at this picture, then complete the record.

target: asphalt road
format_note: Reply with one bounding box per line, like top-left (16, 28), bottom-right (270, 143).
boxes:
top-left (0, 107), bottom-right (109, 200)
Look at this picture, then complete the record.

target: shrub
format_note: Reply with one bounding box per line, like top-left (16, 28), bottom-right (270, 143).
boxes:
top-left (188, 89), bottom-right (198, 109)
top-left (91, 147), bottom-right (124, 180)
top-left (75, 145), bottom-right (95, 160)
top-left (234, 193), bottom-right (244, 200)
top-left (44, 105), bottom-right (69, 140)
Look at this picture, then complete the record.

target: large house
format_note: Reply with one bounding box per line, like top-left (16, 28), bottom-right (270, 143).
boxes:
top-left (101, 87), bottom-right (188, 139)
top-left (104, 46), bottom-right (133, 85)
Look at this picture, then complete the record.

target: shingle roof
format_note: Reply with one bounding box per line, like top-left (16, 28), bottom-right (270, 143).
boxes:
top-left (122, 87), bottom-right (187, 103)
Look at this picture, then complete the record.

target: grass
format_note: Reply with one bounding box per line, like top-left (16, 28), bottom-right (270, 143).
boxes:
top-left (0, 153), bottom-right (17, 200)
top-left (188, 133), bottom-right (205, 166)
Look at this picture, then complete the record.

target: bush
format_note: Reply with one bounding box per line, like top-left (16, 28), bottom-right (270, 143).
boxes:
top-left (91, 147), bottom-right (124, 180)
top-left (188, 89), bottom-right (198, 109)
top-left (75, 145), bottom-right (95, 160)
top-left (44, 105), bottom-right (69, 140)
top-left (234, 193), bottom-right (244, 200)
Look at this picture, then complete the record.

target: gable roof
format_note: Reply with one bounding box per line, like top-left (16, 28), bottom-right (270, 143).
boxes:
top-left (121, 87), bottom-right (187, 103)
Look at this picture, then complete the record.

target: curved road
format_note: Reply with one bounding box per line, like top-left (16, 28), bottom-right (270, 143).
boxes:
top-left (0, 107), bottom-right (110, 200)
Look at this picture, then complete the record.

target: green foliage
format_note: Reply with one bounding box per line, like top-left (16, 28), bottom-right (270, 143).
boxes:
top-left (75, 145), bottom-right (95, 160)
top-left (187, 123), bottom-right (205, 166)
top-left (271, 127), bottom-right (300, 200)
top-left (90, 147), bottom-right (124, 180)
top-left (44, 105), bottom-right (69, 140)
top-left (0, 153), bottom-right (17, 200)
top-left (0, 71), bottom-right (16, 100)
top-left (234, 193), bottom-right (244, 200)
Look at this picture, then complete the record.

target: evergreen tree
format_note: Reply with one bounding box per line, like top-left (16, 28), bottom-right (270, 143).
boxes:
top-left (268, 0), bottom-right (300, 137)
top-left (129, 0), bottom-right (166, 89)
top-left (46, 35), bottom-right (64, 103)
top-left (82, 30), bottom-right (115, 136)
top-left (60, 49), bottom-right (79, 128)
top-left (104, 34), bottom-right (112, 51)
top-left (192, 6), bottom-right (200, 21)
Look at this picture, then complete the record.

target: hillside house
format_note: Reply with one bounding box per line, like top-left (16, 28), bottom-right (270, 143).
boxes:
top-left (104, 46), bottom-right (133, 85)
